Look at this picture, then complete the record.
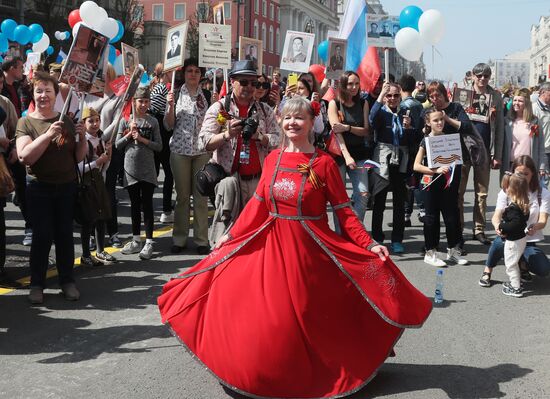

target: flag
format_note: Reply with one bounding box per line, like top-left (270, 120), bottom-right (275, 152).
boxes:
top-left (444, 162), bottom-right (456, 189)
top-left (219, 80), bottom-right (227, 98)
top-left (338, 1), bottom-right (381, 93)
top-left (56, 49), bottom-right (67, 64)
top-left (110, 75), bottom-right (130, 97)
top-left (322, 86), bottom-right (336, 102)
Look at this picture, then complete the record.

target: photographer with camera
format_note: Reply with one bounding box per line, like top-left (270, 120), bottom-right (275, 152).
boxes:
top-left (198, 60), bottom-right (280, 246)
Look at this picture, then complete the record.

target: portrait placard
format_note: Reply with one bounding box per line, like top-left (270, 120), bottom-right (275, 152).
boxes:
top-left (239, 37), bottom-right (263, 74)
top-left (121, 43), bottom-right (139, 77)
top-left (164, 22), bottom-right (189, 72)
top-left (60, 24), bottom-right (109, 93)
top-left (452, 88), bottom-right (474, 111)
top-left (198, 23), bottom-right (232, 69)
top-left (366, 14), bottom-right (400, 48)
top-left (425, 133), bottom-right (463, 168)
top-left (326, 38), bottom-right (347, 80)
top-left (468, 92), bottom-right (493, 124)
top-left (280, 30), bottom-right (315, 73)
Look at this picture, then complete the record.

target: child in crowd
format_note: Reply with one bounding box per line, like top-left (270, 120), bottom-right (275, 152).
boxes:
top-left (79, 108), bottom-right (117, 266)
top-left (413, 108), bottom-right (468, 267)
top-left (115, 87), bottom-right (162, 260)
top-left (499, 172), bottom-right (530, 298)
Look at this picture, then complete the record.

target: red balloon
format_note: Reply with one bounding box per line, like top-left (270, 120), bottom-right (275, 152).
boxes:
top-left (115, 49), bottom-right (121, 56)
top-left (309, 64), bottom-right (326, 84)
top-left (68, 9), bottom-right (81, 29)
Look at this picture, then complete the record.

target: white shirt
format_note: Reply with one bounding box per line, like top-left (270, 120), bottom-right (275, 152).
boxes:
top-left (495, 188), bottom-right (550, 242)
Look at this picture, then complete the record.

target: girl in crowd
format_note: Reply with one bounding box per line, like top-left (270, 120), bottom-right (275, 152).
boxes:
top-left (413, 108), bottom-right (468, 267)
top-left (500, 88), bottom-right (546, 177)
top-left (497, 172), bottom-right (530, 297)
top-left (158, 97), bottom-right (431, 398)
top-left (480, 155), bottom-right (550, 287)
top-left (296, 77), bottom-right (327, 137)
top-left (116, 87), bottom-right (162, 260)
top-left (149, 63), bottom-right (175, 224)
top-left (164, 58), bottom-right (211, 255)
top-left (327, 71), bottom-right (370, 224)
top-left (16, 72), bottom-right (88, 304)
top-left (253, 73), bottom-right (280, 109)
top-left (78, 108), bottom-right (117, 266)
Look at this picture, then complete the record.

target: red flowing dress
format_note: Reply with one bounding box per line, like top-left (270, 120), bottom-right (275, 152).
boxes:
top-left (158, 149), bottom-right (432, 399)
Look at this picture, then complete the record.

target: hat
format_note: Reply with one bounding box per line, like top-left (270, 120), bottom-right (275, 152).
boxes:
top-left (134, 87), bottom-right (151, 99)
top-left (229, 60), bottom-right (258, 78)
top-left (81, 107), bottom-right (99, 120)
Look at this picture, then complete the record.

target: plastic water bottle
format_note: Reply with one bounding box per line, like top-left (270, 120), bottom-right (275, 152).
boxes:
top-left (239, 141), bottom-right (250, 165)
top-left (434, 269), bottom-right (444, 304)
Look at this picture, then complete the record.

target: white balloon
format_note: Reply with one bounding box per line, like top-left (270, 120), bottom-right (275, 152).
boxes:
top-left (72, 22), bottom-right (82, 38)
top-left (418, 9), bottom-right (445, 45)
top-left (97, 17), bottom-right (118, 39)
top-left (394, 28), bottom-right (423, 62)
top-left (80, 1), bottom-right (99, 27)
top-left (92, 7), bottom-right (109, 30)
top-left (32, 33), bottom-right (50, 53)
top-left (55, 31), bottom-right (62, 40)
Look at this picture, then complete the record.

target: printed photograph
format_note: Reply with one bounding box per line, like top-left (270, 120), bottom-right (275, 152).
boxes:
top-left (239, 37), bottom-right (263, 74)
top-left (164, 22), bottom-right (189, 71)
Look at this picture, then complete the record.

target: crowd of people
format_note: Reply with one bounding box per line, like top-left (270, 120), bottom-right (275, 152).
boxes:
top-left (1, 52), bottom-right (550, 306)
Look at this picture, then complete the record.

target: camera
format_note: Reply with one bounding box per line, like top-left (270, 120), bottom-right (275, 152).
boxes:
top-left (239, 117), bottom-right (259, 142)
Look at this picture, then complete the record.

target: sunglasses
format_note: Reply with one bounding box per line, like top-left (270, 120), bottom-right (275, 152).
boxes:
top-left (238, 78), bottom-right (259, 87)
top-left (475, 74), bottom-right (490, 79)
top-left (255, 82), bottom-right (271, 90)
top-left (417, 82), bottom-right (425, 86)
top-left (386, 94), bottom-right (400, 98)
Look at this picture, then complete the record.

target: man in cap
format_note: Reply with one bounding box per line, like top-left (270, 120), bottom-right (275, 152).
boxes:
top-left (198, 60), bottom-right (280, 246)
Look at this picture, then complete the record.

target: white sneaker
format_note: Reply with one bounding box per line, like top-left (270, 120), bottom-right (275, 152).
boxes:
top-left (139, 242), bottom-right (154, 260)
top-left (447, 247), bottom-right (469, 265)
top-left (121, 240), bottom-right (142, 255)
top-left (424, 249), bottom-right (447, 267)
top-left (160, 212), bottom-right (174, 224)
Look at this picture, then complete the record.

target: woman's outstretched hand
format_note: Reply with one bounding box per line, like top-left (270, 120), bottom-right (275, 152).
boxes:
top-left (370, 245), bottom-right (389, 261)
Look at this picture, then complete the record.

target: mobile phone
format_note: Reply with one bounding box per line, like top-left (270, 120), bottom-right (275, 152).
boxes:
top-left (271, 83), bottom-right (279, 93)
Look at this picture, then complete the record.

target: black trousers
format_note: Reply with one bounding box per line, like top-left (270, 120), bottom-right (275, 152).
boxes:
top-left (10, 161), bottom-right (30, 229)
top-left (80, 221), bottom-right (106, 258)
top-left (0, 199), bottom-right (5, 270)
top-left (153, 113), bottom-right (174, 213)
top-left (127, 181), bottom-right (155, 239)
top-left (371, 165), bottom-right (407, 244)
top-left (105, 147), bottom-right (123, 237)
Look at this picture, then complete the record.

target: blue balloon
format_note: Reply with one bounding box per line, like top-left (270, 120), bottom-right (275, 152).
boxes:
top-left (317, 40), bottom-right (329, 63)
top-left (13, 25), bottom-right (32, 45)
top-left (22, 109), bottom-right (28, 117)
top-left (46, 45), bottom-right (54, 55)
top-left (63, 31), bottom-right (71, 40)
top-left (0, 32), bottom-right (8, 53)
top-left (0, 55), bottom-right (3, 63)
top-left (140, 73), bottom-right (150, 85)
top-left (1, 19), bottom-right (17, 41)
top-left (113, 54), bottom-right (123, 76)
top-left (29, 23), bottom-right (44, 44)
top-left (108, 45), bottom-right (117, 64)
top-left (110, 20), bottom-right (124, 44)
top-left (399, 5), bottom-right (423, 31)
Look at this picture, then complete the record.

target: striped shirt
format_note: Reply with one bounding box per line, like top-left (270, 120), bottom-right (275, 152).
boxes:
top-left (149, 83), bottom-right (169, 115)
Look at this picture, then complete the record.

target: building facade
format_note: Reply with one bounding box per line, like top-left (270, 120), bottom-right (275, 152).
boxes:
top-left (530, 15), bottom-right (550, 86)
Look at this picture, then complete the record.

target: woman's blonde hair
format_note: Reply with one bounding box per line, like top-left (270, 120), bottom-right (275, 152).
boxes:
top-left (501, 172), bottom-right (530, 215)
top-left (279, 97), bottom-right (315, 146)
top-left (509, 88), bottom-right (533, 123)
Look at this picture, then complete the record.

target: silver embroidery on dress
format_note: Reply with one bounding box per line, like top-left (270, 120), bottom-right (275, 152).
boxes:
top-left (272, 178), bottom-right (296, 201)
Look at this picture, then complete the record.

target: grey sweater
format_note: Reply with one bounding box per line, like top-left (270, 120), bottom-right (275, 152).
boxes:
top-left (115, 114), bottom-right (162, 187)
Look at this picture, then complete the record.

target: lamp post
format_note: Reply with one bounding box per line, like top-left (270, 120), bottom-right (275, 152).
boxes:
top-left (233, 0), bottom-right (244, 54)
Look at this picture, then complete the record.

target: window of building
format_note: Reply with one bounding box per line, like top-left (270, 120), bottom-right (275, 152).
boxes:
top-left (276, 6), bottom-right (280, 22)
top-left (275, 28), bottom-right (280, 54)
top-left (262, 22), bottom-right (267, 45)
top-left (255, 0), bottom-right (259, 14)
top-left (268, 65), bottom-right (273, 77)
top-left (270, 4), bottom-right (274, 19)
top-left (174, 4), bottom-right (186, 20)
top-left (262, 0), bottom-right (267, 16)
top-left (197, 3), bottom-right (209, 22)
top-left (254, 20), bottom-right (259, 40)
top-left (269, 26), bottom-right (274, 52)
top-left (224, 2), bottom-right (231, 19)
top-left (152, 4), bottom-right (164, 20)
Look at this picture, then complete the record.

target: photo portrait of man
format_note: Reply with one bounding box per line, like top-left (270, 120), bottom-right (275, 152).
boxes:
top-left (245, 45), bottom-right (258, 70)
top-left (457, 89), bottom-right (471, 108)
top-left (380, 23), bottom-right (392, 37)
top-left (329, 45), bottom-right (344, 71)
top-left (286, 36), bottom-right (307, 63)
top-left (167, 31), bottom-right (181, 59)
top-left (125, 52), bottom-right (136, 75)
top-left (473, 94), bottom-right (489, 116)
top-left (369, 23), bottom-right (379, 38)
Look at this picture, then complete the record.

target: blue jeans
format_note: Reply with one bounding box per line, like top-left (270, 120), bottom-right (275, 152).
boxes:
top-left (346, 160), bottom-right (370, 224)
top-left (486, 236), bottom-right (550, 277)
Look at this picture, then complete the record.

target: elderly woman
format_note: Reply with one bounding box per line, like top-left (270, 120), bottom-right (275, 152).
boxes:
top-left (164, 58), bottom-right (211, 255)
top-left (15, 72), bottom-right (87, 304)
top-left (500, 88), bottom-right (546, 177)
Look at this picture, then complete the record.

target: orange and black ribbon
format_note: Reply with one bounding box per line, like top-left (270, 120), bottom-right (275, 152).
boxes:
top-left (297, 163), bottom-right (325, 190)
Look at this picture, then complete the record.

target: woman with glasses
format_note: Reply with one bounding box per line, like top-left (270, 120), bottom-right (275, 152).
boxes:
top-left (164, 58), bottom-right (211, 255)
top-left (253, 73), bottom-right (280, 109)
top-left (328, 71), bottom-right (371, 226)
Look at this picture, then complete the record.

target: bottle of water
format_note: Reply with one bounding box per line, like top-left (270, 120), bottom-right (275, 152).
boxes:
top-left (434, 269), bottom-right (444, 304)
top-left (239, 141), bottom-right (250, 165)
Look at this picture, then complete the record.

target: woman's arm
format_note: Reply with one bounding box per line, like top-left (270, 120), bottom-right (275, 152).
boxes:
top-left (17, 120), bottom-right (63, 165)
top-left (74, 121), bottom-right (88, 162)
top-left (492, 208), bottom-right (504, 235)
top-left (327, 100), bottom-right (354, 166)
top-left (163, 91), bottom-right (176, 131)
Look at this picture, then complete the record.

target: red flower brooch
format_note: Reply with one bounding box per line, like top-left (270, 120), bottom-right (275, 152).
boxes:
top-left (530, 123), bottom-right (539, 137)
top-left (311, 101), bottom-right (321, 117)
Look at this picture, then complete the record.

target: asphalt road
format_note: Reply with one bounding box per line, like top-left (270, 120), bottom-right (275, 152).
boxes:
top-left (1, 169), bottom-right (549, 399)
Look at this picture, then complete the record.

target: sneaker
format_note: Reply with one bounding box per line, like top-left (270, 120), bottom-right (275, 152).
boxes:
top-left (502, 282), bottom-right (523, 298)
top-left (139, 242), bottom-right (154, 260)
top-left (95, 251), bottom-right (117, 265)
top-left (479, 271), bottom-right (492, 287)
top-left (424, 249), bottom-right (447, 267)
top-left (520, 270), bottom-right (533, 283)
top-left (418, 209), bottom-right (426, 223)
top-left (390, 242), bottom-right (405, 254)
top-left (89, 236), bottom-right (96, 251)
top-left (108, 233), bottom-right (123, 248)
top-left (61, 282), bottom-right (80, 301)
top-left (404, 214), bottom-right (412, 227)
top-left (22, 229), bottom-right (33, 246)
top-left (160, 212), bottom-right (174, 223)
top-left (121, 240), bottom-right (142, 255)
top-left (446, 247), bottom-right (469, 265)
top-left (80, 255), bottom-right (102, 267)
top-left (28, 287), bottom-right (44, 304)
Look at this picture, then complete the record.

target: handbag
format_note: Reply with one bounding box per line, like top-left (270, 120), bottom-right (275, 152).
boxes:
top-left (0, 155), bottom-right (15, 198)
top-left (195, 162), bottom-right (227, 198)
top-left (74, 155), bottom-right (112, 225)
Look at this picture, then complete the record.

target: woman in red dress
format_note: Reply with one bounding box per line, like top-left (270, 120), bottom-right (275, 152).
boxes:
top-left (158, 97), bottom-right (432, 398)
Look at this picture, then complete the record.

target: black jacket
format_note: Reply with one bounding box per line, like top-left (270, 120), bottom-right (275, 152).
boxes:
top-left (499, 202), bottom-right (529, 241)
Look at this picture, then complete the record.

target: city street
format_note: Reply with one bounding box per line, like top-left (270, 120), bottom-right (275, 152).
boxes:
top-left (1, 169), bottom-right (549, 399)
